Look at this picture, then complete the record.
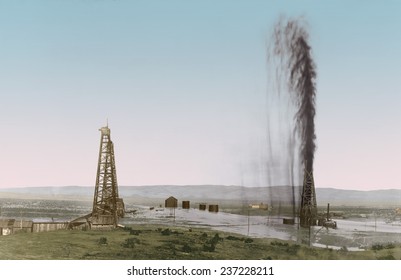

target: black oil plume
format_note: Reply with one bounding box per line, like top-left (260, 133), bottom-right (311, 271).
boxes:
top-left (265, 17), bottom-right (317, 218)
top-left (272, 18), bottom-right (317, 173)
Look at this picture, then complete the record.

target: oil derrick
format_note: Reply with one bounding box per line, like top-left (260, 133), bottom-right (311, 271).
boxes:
top-left (299, 168), bottom-right (317, 227)
top-left (91, 125), bottom-right (125, 228)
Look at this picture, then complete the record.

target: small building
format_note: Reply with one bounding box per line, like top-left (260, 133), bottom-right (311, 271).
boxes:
top-left (208, 205), bottom-right (219, 212)
top-left (165, 196), bottom-right (178, 208)
top-left (199, 203), bottom-right (207, 211)
top-left (0, 219), bottom-right (35, 235)
top-left (182, 201), bottom-right (190, 209)
top-left (0, 219), bottom-right (75, 235)
top-left (0, 219), bottom-right (15, 236)
top-left (249, 203), bottom-right (268, 210)
top-left (283, 218), bottom-right (295, 225)
top-left (13, 220), bottom-right (34, 233)
top-left (32, 222), bottom-right (69, 233)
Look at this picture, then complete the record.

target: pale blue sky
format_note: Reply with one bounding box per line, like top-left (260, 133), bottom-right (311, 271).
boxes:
top-left (0, 0), bottom-right (400, 190)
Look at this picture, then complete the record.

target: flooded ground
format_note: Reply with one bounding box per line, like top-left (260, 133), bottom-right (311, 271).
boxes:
top-left (123, 206), bottom-right (401, 250)
top-left (2, 198), bottom-right (401, 250)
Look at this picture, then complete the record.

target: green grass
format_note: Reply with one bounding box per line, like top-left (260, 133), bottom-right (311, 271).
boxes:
top-left (1, 225), bottom-right (400, 260)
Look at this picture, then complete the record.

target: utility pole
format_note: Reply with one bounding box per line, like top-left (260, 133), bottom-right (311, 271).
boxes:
top-left (247, 208), bottom-right (250, 236)
top-left (374, 211), bottom-right (377, 232)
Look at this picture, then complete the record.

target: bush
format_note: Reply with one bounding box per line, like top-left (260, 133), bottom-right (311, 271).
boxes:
top-left (226, 236), bottom-right (243, 241)
top-left (201, 233), bottom-right (222, 252)
top-left (203, 243), bottom-right (216, 252)
top-left (244, 238), bottom-right (254, 244)
top-left (385, 243), bottom-right (395, 249)
top-left (377, 254), bottom-right (395, 260)
top-left (130, 230), bottom-right (142, 235)
top-left (182, 243), bottom-right (194, 253)
top-left (121, 238), bottom-right (140, 248)
top-left (372, 244), bottom-right (384, 251)
top-left (97, 237), bottom-right (108, 245)
top-left (372, 242), bottom-right (397, 251)
top-left (161, 229), bottom-right (171, 236)
top-left (123, 226), bottom-right (133, 232)
top-left (211, 233), bottom-right (222, 244)
top-left (271, 241), bottom-right (289, 247)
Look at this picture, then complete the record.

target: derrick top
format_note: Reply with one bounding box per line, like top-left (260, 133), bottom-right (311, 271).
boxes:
top-left (99, 126), bottom-right (110, 136)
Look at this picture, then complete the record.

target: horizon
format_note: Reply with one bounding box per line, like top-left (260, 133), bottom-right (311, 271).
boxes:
top-left (1, 1), bottom-right (400, 191)
top-left (1, 184), bottom-right (400, 193)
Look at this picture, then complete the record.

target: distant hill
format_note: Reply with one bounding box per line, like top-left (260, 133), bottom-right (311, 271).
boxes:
top-left (1, 185), bottom-right (401, 206)
top-left (316, 188), bottom-right (401, 206)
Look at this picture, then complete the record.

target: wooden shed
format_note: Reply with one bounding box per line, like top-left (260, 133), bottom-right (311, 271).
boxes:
top-left (249, 203), bottom-right (268, 210)
top-left (13, 220), bottom-right (34, 233)
top-left (182, 201), bottom-right (190, 209)
top-left (32, 222), bottom-right (69, 233)
top-left (283, 218), bottom-right (295, 225)
top-left (199, 203), bottom-right (207, 211)
top-left (0, 219), bottom-right (15, 236)
top-left (165, 196), bottom-right (178, 208)
top-left (208, 205), bottom-right (219, 212)
top-left (0, 219), bottom-right (68, 235)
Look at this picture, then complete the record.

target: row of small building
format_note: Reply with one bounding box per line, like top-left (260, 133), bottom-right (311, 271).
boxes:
top-left (0, 219), bottom-right (70, 236)
top-left (164, 196), bottom-right (219, 212)
top-left (164, 196), bottom-right (269, 212)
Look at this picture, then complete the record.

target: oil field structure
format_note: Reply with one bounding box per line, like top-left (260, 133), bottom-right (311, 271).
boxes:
top-left (0, 125), bottom-right (126, 235)
top-left (268, 18), bottom-right (336, 231)
top-left (299, 169), bottom-right (317, 227)
top-left (70, 125), bottom-right (125, 230)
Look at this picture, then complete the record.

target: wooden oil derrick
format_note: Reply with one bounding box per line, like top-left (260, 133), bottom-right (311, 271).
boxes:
top-left (300, 168), bottom-right (317, 227)
top-left (91, 125), bottom-right (124, 228)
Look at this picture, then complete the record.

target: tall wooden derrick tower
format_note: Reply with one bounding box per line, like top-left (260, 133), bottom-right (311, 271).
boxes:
top-left (299, 168), bottom-right (317, 227)
top-left (91, 125), bottom-right (125, 228)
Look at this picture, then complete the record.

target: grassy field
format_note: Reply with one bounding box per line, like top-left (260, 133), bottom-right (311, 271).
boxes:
top-left (0, 224), bottom-right (400, 260)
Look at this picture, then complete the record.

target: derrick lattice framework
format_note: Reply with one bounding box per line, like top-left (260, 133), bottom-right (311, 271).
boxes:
top-left (299, 169), bottom-right (317, 227)
top-left (92, 125), bottom-right (124, 228)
